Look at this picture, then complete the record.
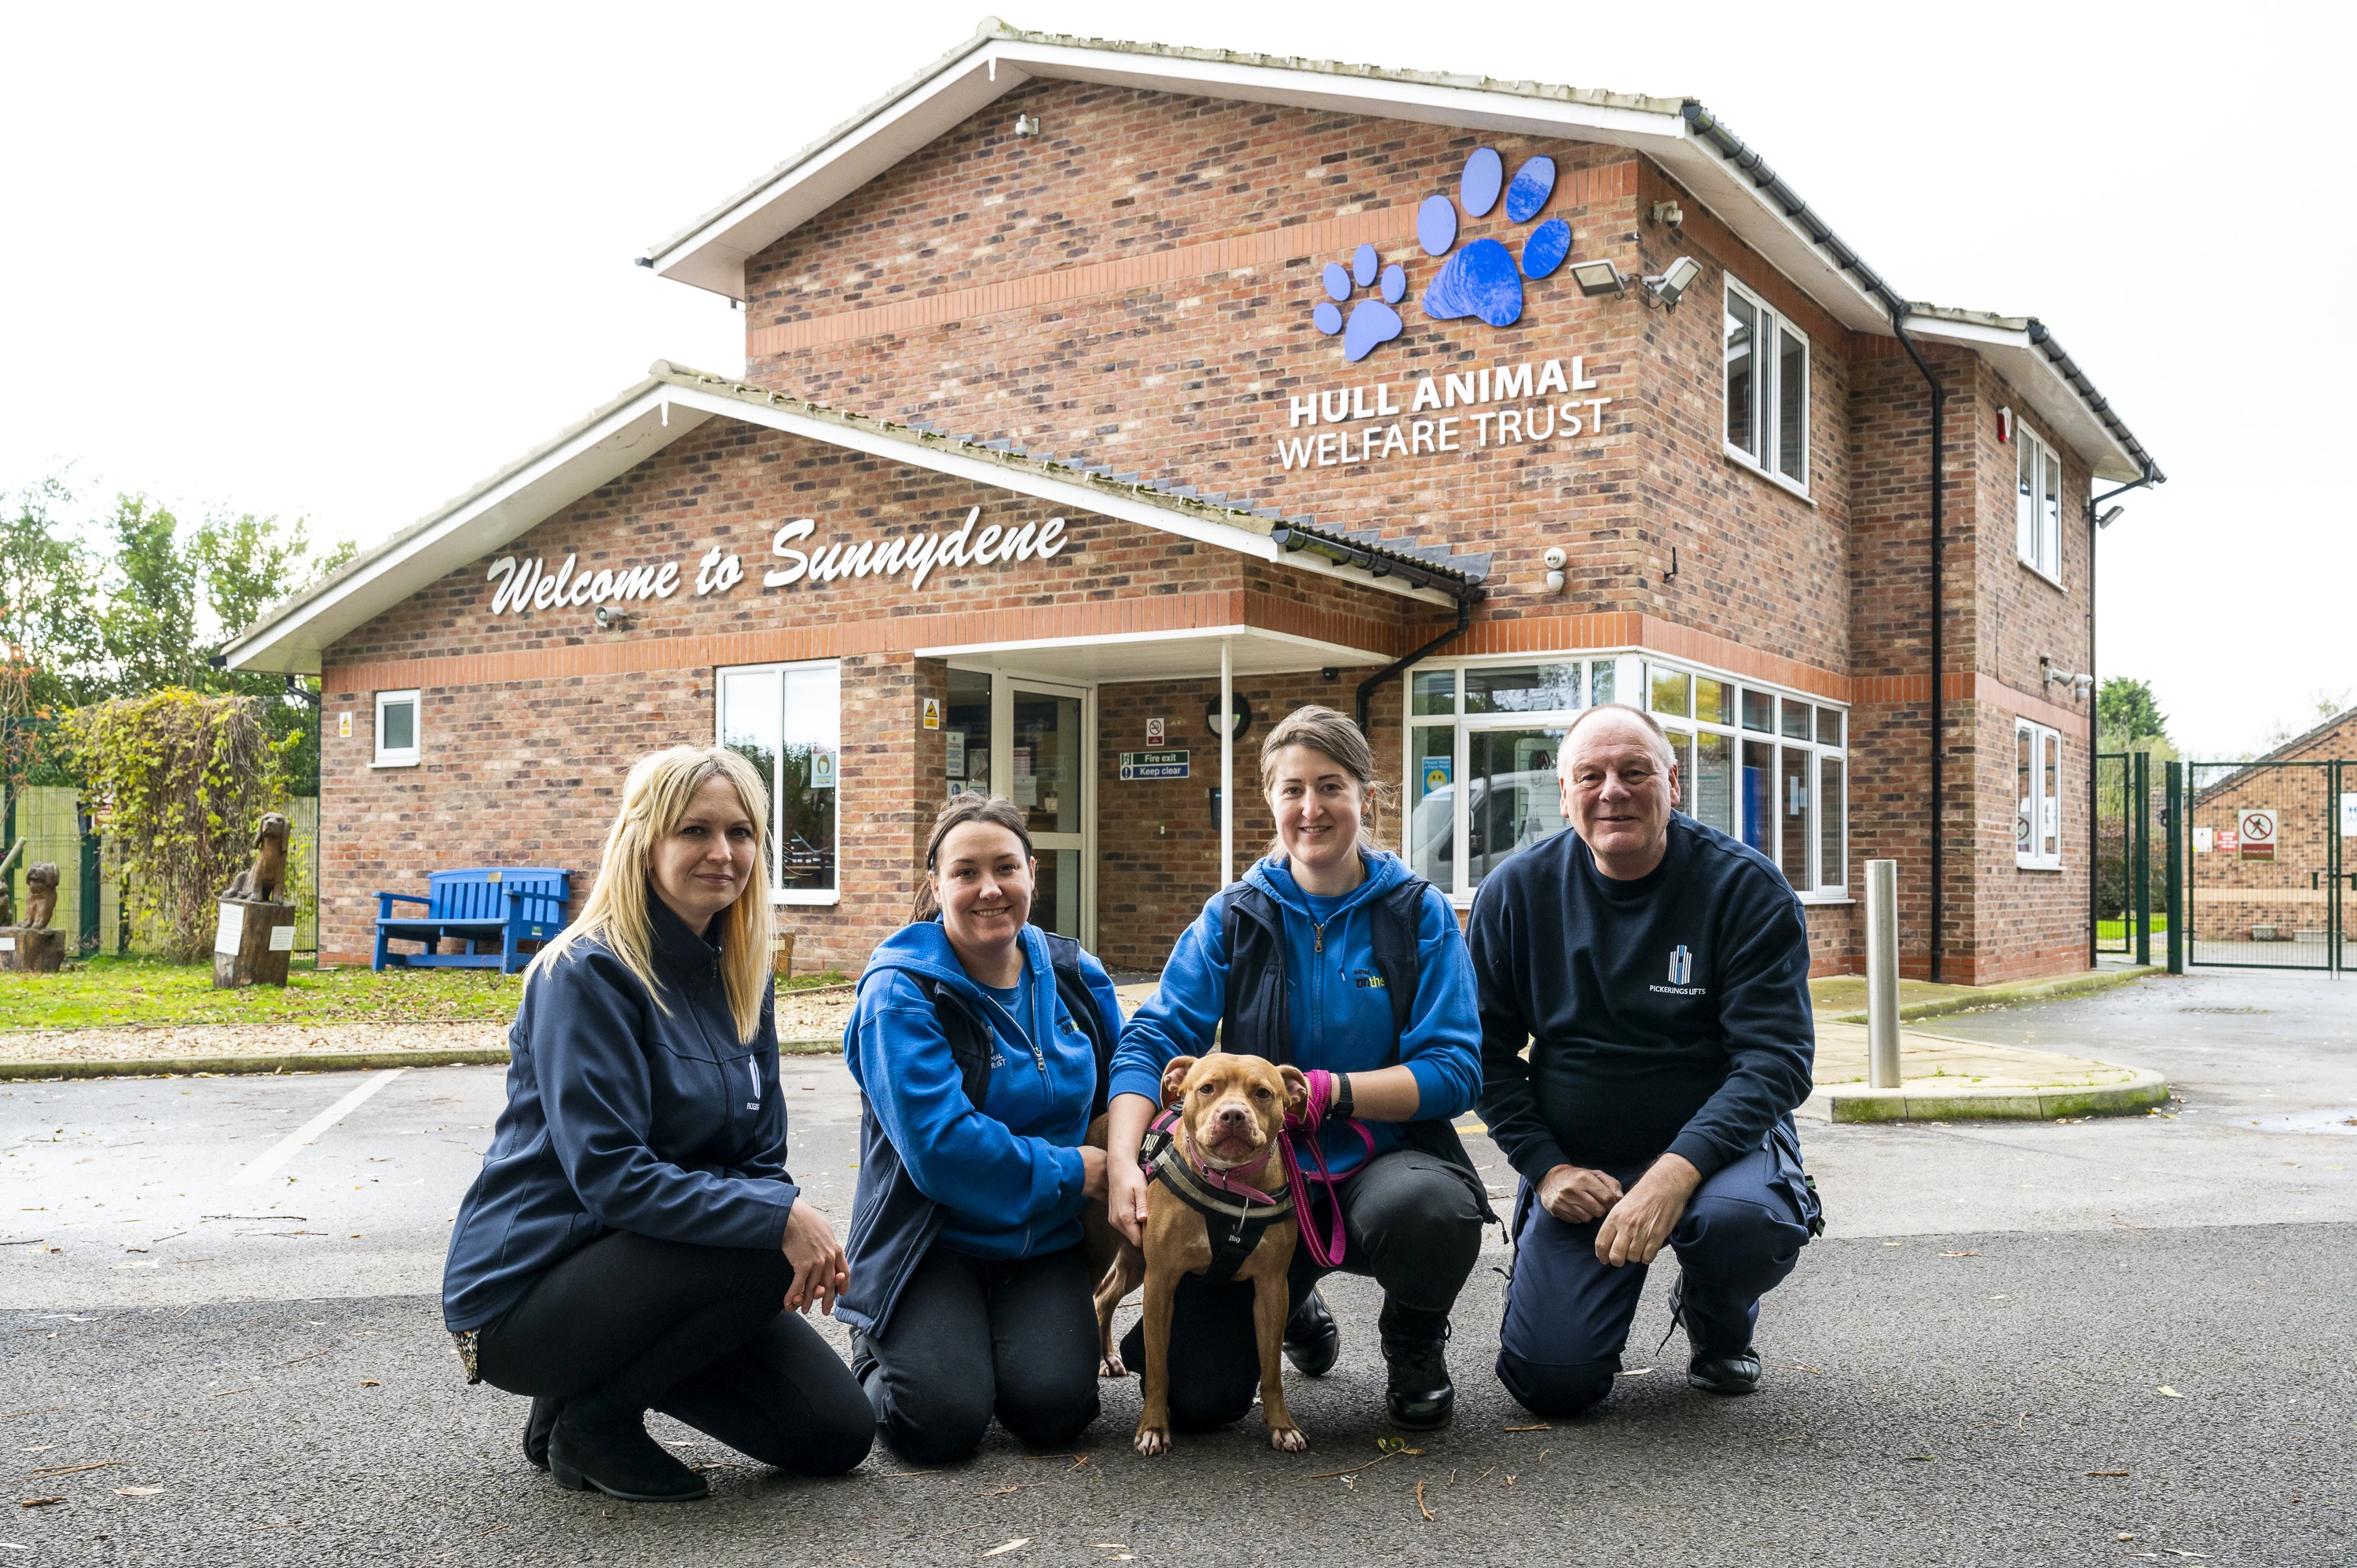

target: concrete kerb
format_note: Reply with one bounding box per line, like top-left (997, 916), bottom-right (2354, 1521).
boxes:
top-left (1821, 964), bottom-right (2165, 1027)
top-left (1798, 1067), bottom-right (2172, 1125)
top-left (0, 1039), bottom-right (845, 1081)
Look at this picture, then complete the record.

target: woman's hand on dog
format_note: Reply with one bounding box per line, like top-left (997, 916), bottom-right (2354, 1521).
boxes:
top-left (1108, 1157), bottom-right (1150, 1246)
top-left (781, 1196), bottom-right (849, 1315)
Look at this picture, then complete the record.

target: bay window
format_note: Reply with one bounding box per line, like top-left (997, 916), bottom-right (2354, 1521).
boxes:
top-left (717, 658), bottom-right (841, 903)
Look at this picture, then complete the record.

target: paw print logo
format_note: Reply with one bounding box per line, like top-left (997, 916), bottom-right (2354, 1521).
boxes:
top-left (1416, 148), bottom-right (1571, 328)
top-left (1314, 242), bottom-right (1407, 363)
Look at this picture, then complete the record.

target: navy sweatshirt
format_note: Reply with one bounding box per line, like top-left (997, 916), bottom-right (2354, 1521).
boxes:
top-left (1468, 813), bottom-right (1815, 1183)
top-left (442, 900), bottom-right (793, 1332)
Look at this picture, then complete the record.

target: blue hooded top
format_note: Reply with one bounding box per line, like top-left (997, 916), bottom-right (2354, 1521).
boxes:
top-left (842, 920), bottom-right (1119, 1270)
top-left (442, 899), bottom-right (793, 1333)
top-left (1110, 849), bottom-right (1483, 1175)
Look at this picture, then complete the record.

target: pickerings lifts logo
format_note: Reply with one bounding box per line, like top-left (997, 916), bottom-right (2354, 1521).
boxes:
top-left (1651, 943), bottom-right (1705, 997)
top-left (1313, 148), bottom-right (1574, 363)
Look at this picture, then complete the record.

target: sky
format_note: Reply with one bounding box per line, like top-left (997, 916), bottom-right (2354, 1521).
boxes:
top-left (2, 1), bottom-right (2348, 758)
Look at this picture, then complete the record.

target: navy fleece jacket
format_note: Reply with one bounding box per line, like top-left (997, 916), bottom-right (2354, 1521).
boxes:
top-left (1111, 850), bottom-right (1482, 1174)
top-left (442, 900), bottom-right (793, 1333)
top-left (1469, 812), bottom-right (1815, 1183)
top-left (845, 921), bottom-right (1117, 1259)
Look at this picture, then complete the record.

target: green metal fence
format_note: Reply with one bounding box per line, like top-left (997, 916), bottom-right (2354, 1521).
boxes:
top-left (2179, 758), bottom-right (2345, 973)
top-left (2094, 751), bottom-right (2154, 962)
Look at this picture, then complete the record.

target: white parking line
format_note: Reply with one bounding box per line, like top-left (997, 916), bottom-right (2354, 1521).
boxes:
top-left (229, 1070), bottom-right (408, 1187)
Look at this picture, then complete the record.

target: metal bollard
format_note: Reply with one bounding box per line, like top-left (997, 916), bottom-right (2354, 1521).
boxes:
top-left (1865, 859), bottom-right (1902, 1090)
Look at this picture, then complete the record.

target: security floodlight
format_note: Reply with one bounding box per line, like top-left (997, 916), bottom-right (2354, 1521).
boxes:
top-left (1568, 259), bottom-right (1628, 298)
top-left (1642, 255), bottom-right (1703, 308)
top-left (2095, 505), bottom-right (2124, 529)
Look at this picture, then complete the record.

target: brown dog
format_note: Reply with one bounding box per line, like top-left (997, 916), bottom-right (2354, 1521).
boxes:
top-left (1083, 1052), bottom-right (1309, 1456)
top-left (22, 863), bottom-right (57, 929)
top-left (222, 812), bottom-right (291, 904)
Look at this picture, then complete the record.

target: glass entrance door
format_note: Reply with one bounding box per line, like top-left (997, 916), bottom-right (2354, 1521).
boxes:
top-left (949, 671), bottom-right (1094, 947)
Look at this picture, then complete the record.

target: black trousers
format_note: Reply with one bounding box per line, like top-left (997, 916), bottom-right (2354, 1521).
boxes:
top-left (864, 1243), bottom-right (1102, 1464)
top-left (1116, 1147), bottom-right (1486, 1432)
top-left (475, 1231), bottom-right (873, 1477)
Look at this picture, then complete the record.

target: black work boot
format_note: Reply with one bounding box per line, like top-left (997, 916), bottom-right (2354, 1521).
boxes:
top-left (523, 1395), bottom-right (564, 1470)
top-left (849, 1327), bottom-right (877, 1387)
top-left (1283, 1288), bottom-right (1340, 1377)
top-left (546, 1392), bottom-right (709, 1502)
top-left (1667, 1276), bottom-right (1761, 1396)
top-left (1376, 1301), bottom-right (1454, 1430)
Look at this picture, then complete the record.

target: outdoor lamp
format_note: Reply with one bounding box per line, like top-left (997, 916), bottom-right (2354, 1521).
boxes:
top-left (2096, 505), bottom-right (2124, 529)
top-left (1569, 259), bottom-right (1629, 297)
top-left (1641, 255), bottom-right (1703, 308)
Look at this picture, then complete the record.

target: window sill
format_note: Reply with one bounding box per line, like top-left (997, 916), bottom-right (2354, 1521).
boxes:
top-left (2014, 860), bottom-right (2066, 874)
top-left (1798, 893), bottom-right (1853, 907)
top-left (371, 757), bottom-right (421, 769)
top-left (774, 889), bottom-right (843, 907)
top-left (2017, 559), bottom-right (2068, 594)
top-left (1722, 445), bottom-right (1816, 507)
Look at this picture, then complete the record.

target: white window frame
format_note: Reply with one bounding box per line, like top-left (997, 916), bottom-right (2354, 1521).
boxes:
top-left (2015, 718), bottom-right (2065, 870)
top-left (372, 689), bottom-right (420, 768)
top-left (717, 658), bottom-right (843, 907)
top-left (2014, 419), bottom-right (2066, 587)
top-left (1723, 276), bottom-right (1811, 499)
top-left (1401, 653), bottom-right (1849, 905)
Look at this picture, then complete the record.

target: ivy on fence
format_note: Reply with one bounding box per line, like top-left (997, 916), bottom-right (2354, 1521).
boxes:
top-left (67, 690), bottom-right (290, 962)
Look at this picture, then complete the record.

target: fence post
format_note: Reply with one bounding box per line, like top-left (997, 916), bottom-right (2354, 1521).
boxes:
top-left (1865, 859), bottom-right (1902, 1090)
top-left (2165, 760), bottom-right (2183, 975)
top-left (2133, 750), bottom-right (2152, 967)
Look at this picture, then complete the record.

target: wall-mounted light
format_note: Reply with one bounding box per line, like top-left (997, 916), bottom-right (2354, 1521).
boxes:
top-left (594, 606), bottom-right (633, 632)
top-left (1568, 259), bottom-right (1629, 298)
top-left (2095, 505), bottom-right (2124, 529)
top-left (1641, 256), bottom-right (1703, 309)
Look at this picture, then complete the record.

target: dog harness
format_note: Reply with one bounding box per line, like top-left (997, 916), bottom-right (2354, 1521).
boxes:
top-left (1141, 1108), bottom-right (1294, 1285)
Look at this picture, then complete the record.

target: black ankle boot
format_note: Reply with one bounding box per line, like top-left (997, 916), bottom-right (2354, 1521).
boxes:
top-left (1376, 1301), bottom-right (1454, 1431)
top-left (547, 1393), bottom-right (709, 1502)
top-left (1283, 1288), bottom-right (1340, 1377)
top-left (523, 1396), bottom-right (564, 1470)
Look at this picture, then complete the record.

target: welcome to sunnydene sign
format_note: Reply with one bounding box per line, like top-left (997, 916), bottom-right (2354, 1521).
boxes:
top-left (483, 506), bottom-right (1071, 616)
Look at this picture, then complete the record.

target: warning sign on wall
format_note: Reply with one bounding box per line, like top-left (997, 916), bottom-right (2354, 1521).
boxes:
top-left (2238, 808), bottom-right (2277, 862)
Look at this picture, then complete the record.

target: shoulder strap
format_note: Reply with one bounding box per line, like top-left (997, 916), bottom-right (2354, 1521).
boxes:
top-left (1371, 875), bottom-right (1429, 1053)
top-left (1043, 932), bottom-right (1117, 1118)
top-left (1219, 881), bottom-right (1292, 1064)
top-left (912, 973), bottom-right (995, 1108)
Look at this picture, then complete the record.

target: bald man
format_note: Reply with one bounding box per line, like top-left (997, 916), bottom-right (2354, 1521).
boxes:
top-left (1468, 702), bottom-right (1820, 1418)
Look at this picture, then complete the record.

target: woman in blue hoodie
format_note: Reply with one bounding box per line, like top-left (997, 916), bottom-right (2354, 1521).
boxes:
top-left (442, 746), bottom-right (872, 1503)
top-left (841, 793), bottom-right (1124, 1464)
top-left (1107, 705), bottom-right (1489, 1432)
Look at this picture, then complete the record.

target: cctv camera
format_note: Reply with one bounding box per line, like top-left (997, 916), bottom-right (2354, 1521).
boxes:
top-left (594, 605), bottom-right (632, 631)
top-left (1542, 547), bottom-right (1568, 570)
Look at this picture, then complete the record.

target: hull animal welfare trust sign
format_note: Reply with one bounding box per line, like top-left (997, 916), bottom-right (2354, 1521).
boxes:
top-left (1120, 750), bottom-right (1190, 780)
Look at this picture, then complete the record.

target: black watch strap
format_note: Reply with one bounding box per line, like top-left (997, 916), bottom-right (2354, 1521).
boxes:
top-left (1331, 1072), bottom-right (1354, 1119)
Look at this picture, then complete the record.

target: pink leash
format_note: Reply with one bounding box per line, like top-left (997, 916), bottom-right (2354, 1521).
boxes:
top-left (1280, 1069), bottom-right (1373, 1269)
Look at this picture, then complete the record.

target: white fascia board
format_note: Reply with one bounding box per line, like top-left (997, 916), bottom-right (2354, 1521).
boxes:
top-left (657, 383), bottom-right (1456, 607)
top-left (1897, 317), bottom-right (2142, 482)
top-left (915, 623), bottom-right (1390, 666)
top-left (651, 52), bottom-right (1023, 299)
top-left (221, 395), bottom-right (713, 674)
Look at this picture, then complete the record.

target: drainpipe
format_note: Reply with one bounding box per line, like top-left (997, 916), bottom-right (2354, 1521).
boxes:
top-left (1889, 310), bottom-right (1947, 984)
top-left (1355, 593), bottom-right (1477, 737)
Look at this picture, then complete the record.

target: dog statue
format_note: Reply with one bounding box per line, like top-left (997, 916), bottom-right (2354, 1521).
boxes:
top-left (22, 863), bottom-right (57, 929)
top-left (222, 812), bottom-right (293, 904)
top-left (1084, 1052), bottom-right (1309, 1456)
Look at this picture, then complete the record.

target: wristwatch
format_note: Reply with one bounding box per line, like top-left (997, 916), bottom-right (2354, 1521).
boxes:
top-left (1330, 1072), bottom-right (1355, 1119)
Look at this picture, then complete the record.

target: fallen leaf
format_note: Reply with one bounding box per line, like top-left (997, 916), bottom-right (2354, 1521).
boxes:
top-left (1415, 1478), bottom-right (1435, 1522)
top-left (25, 1460), bottom-right (117, 1478)
top-left (979, 1541), bottom-right (1031, 1559)
top-left (1904, 1455), bottom-right (1934, 1462)
top-left (1502, 1423), bottom-right (1549, 1432)
top-left (1787, 1363), bottom-right (1824, 1375)
top-left (359, 1380), bottom-right (380, 1388)
top-left (112, 1488), bottom-right (163, 1497)
top-left (2085, 1470), bottom-right (2131, 1478)
top-left (2157, 1386), bottom-right (2183, 1398)
top-left (17, 1499), bottom-right (64, 1508)
top-left (1938, 1251), bottom-right (1981, 1257)
top-left (1615, 1367), bottom-right (1654, 1377)
top-left (210, 1387), bottom-right (260, 1398)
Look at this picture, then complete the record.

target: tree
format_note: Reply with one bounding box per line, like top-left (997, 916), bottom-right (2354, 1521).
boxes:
top-left (0, 477), bottom-right (109, 716)
top-left (2097, 676), bottom-right (2176, 760)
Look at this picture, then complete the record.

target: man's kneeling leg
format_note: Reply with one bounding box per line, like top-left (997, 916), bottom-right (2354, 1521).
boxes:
top-left (1666, 1143), bottom-right (1813, 1357)
top-left (1494, 1200), bottom-right (1649, 1418)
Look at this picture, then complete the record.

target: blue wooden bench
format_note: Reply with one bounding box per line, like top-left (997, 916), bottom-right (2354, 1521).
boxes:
top-left (372, 867), bottom-right (571, 975)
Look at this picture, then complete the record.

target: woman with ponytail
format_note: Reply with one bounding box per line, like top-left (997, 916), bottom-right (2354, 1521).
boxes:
top-left (442, 746), bottom-right (872, 1502)
top-left (838, 793), bottom-right (1124, 1464)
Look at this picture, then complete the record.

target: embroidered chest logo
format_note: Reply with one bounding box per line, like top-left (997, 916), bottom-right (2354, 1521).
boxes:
top-left (1351, 969), bottom-right (1388, 990)
top-left (1650, 944), bottom-right (1706, 998)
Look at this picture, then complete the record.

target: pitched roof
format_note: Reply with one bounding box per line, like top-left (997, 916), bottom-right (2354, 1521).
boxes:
top-left (636, 20), bottom-right (2159, 485)
top-left (218, 361), bottom-right (1480, 676)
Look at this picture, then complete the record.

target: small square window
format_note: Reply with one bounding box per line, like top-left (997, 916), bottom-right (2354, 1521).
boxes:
top-left (374, 691), bottom-right (420, 768)
top-left (1741, 689), bottom-right (1773, 733)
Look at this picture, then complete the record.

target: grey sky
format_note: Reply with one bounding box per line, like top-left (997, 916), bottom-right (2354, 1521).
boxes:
top-left (2, 1), bottom-right (2345, 757)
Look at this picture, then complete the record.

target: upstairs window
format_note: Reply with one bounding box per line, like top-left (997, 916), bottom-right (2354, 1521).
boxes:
top-left (1725, 277), bottom-right (1809, 493)
top-left (2016, 423), bottom-right (2064, 584)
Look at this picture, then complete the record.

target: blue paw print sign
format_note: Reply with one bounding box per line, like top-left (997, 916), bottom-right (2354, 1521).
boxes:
top-left (1313, 148), bottom-right (1574, 361)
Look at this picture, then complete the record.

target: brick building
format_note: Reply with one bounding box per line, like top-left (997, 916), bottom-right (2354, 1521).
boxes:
top-left (2187, 707), bottom-right (2356, 956)
top-left (222, 24), bottom-right (2163, 984)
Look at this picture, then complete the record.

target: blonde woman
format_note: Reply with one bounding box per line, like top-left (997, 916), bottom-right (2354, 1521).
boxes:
top-left (442, 746), bottom-right (871, 1502)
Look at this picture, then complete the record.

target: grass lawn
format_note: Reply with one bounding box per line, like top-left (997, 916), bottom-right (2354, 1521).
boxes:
top-left (0, 956), bottom-right (849, 1031)
top-left (2096, 918), bottom-right (2168, 941)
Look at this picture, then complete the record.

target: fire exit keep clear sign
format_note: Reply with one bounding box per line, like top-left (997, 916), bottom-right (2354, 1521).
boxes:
top-left (1120, 749), bottom-right (1190, 780)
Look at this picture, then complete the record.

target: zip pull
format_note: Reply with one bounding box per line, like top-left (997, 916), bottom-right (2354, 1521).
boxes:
top-left (747, 1057), bottom-right (760, 1101)
top-left (1314, 921), bottom-right (1325, 955)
